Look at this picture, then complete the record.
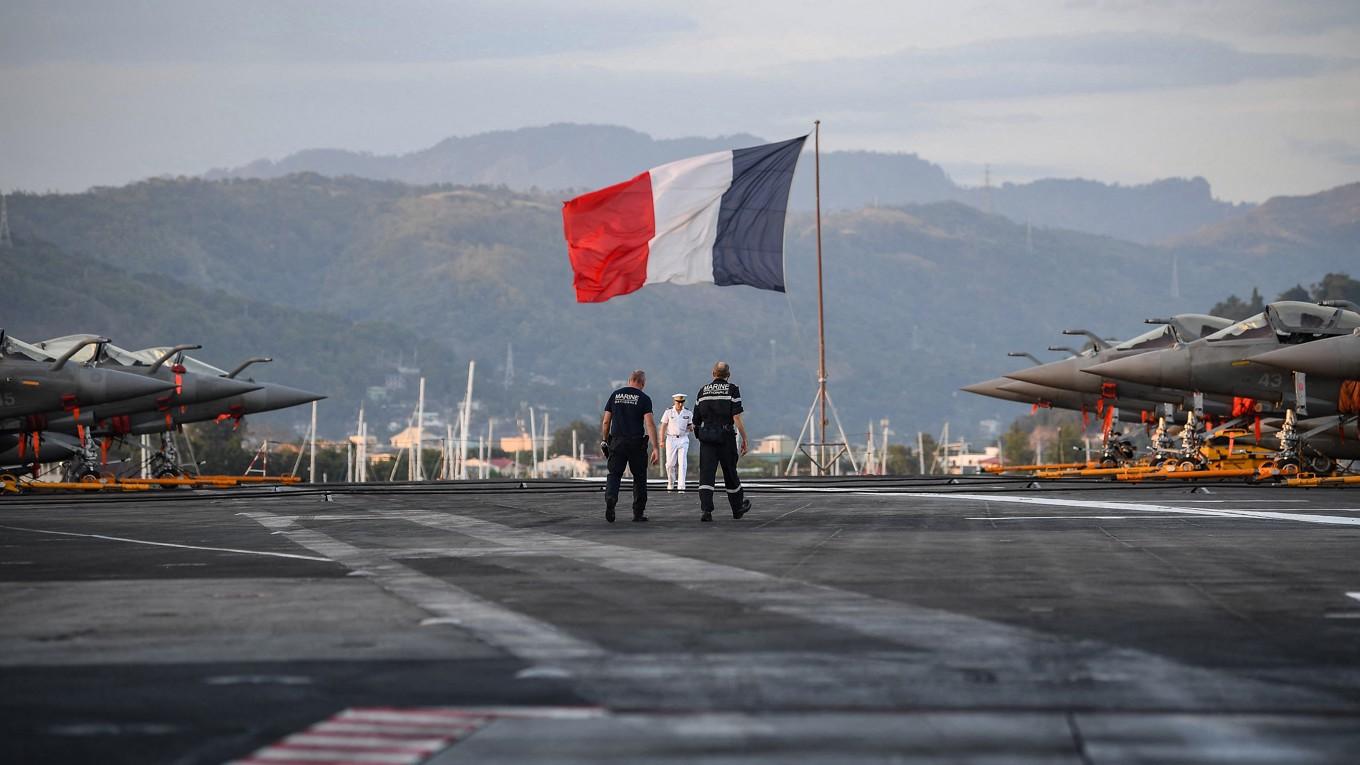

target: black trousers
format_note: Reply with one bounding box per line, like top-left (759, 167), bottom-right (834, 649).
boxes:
top-left (698, 435), bottom-right (744, 514)
top-left (605, 435), bottom-right (649, 513)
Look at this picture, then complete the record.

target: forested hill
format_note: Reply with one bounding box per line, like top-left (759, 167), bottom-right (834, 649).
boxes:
top-left (1173, 181), bottom-right (1360, 259)
top-left (4, 175), bottom-right (1355, 441)
top-left (203, 123), bottom-right (1250, 244)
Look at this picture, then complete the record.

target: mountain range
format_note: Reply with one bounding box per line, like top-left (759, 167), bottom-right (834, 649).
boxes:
top-left (5, 170), bottom-right (1356, 444)
top-left (204, 124), bottom-right (1251, 245)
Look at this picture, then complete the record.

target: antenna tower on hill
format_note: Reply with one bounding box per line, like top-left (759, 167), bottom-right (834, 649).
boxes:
top-left (0, 192), bottom-right (12, 248)
top-left (983, 164), bottom-right (993, 215)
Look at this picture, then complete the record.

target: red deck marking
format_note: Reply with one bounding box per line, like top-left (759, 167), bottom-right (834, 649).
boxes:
top-left (231, 706), bottom-right (608, 765)
top-left (229, 707), bottom-right (492, 765)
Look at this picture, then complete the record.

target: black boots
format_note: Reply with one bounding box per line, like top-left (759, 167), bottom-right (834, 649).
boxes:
top-left (733, 499), bottom-right (751, 519)
top-left (700, 512), bottom-right (713, 522)
top-left (605, 496), bottom-right (617, 523)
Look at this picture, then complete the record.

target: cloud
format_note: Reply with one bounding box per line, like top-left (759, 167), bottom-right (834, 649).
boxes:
top-left (782, 33), bottom-right (1347, 105)
top-left (1064, 0), bottom-right (1360, 38)
top-left (0, 0), bottom-right (694, 65)
top-left (1290, 137), bottom-right (1360, 167)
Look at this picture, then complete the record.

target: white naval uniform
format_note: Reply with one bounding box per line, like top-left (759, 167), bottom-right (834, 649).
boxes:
top-left (660, 406), bottom-right (693, 490)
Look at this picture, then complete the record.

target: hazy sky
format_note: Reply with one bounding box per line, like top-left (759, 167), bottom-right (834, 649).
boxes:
top-left (2, 0), bottom-right (1357, 201)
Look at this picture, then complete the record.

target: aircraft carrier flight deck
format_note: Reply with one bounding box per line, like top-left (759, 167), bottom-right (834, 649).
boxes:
top-left (3, 477), bottom-right (1359, 764)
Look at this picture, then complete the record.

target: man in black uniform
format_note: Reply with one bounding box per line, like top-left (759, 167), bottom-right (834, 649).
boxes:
top-left (692, 361), bottom-right (751, 522)
top-left (600, 369), bottom-right (660, 523)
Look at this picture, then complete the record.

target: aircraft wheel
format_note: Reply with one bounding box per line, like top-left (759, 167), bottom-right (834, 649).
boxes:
top-left (77, 470), bottom-right (101, 484)
top-left (1306, 455), bottom-right (1335, 475)
top-left (1178, 460), bottom-right (1201, 472)
top-left (153, 467), bottom-right (181, 488)
top-left (1100, 458), bottom-right (1118, 469)
top-left (1277, 460), bottom-right (1301, 476)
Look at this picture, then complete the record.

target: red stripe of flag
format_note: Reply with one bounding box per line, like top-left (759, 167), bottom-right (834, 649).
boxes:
top-left (562, 171), bottom-right (655, 303)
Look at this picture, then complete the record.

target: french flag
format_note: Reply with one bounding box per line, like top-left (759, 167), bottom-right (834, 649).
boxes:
top-left (562, 136), bottom-right (807, 303)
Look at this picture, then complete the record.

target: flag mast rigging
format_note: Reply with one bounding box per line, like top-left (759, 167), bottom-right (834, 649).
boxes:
top-left (791, 120), bottom-right (856, 475)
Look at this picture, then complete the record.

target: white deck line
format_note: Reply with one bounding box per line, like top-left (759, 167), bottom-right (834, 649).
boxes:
top-left (904, 493), bottom-right (1360, 527)
top-left (382, 507), bottom-right (1332, 709)
top-left (239, 512), bottom-right (605, 662)
top-left (966, 515), bottom-right (1216, 521)
top-left (0, 524), bottom-right (334, 562)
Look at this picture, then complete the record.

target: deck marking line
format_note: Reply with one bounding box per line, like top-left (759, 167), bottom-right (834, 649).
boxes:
top-left (903, 494), bottom-right (1360, 527)
top-left (751, 501), bottom-right (813, 528)
top-left (240, 512), bottom-right (605, 662)
top-left (389, 508), bottom-right (1329, 708)
top-left (311, 723), bottom-right (480, 736)
top-left (246, 747), bottom-right (424, 762)
top-left (230, 707), bottom-right (495, 765)
top-left (0, 524), bottom-right (334, 562)
top-left (282, 734), bottom-right (444, 749)
top-left (1347, 592), bottom-right (1360, 604)
top-left (967, 515), bottom-right (1214, 521)
top-left (231, 706), bottom-right (602, 765)
top-left (1174, 499), bottom-right (1308, 503)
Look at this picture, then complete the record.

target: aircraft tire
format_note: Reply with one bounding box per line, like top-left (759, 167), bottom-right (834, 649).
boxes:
top-left (1306, 455), bottom-right (1335, 475)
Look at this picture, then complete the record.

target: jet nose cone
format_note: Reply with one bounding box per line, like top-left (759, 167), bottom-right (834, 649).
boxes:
top-left (998, 380), bottom-right (1071, 406)
top-left (1085, 349), bottom-right (1190, 388)
top-left (90, 368), bottom-right (176, 404)
top-left (258, 383), bottom-right (327, 413)
top-left (961, 378), bottom-right (1029, 403)
top-left (1250, 335), bottom-right (1360, 379)
top-left (1004, 360), bottom-right (1091, 392)
top-left (189, 374), bottom-right (263, 403)
top-left (960, 379), bottom-right (1003, 396)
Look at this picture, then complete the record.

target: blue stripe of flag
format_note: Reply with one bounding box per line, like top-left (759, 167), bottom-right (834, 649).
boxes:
top-left (712, 136), bottom-right (808, 292)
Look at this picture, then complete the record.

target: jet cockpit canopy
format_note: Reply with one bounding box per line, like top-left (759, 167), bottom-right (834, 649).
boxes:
top-left (1204, 302), bottom-right (1360, 344)
top-left (1168, 314), bottom-right (1233, 343)
top-left (1114, 313), bottom-right (1233, 352)
top-left (1112, 325), bottom-right (1177, 353)
top-left (1, 334), bottom-right (56, 362)
top-left (37, 334), bottom-right (109, 364)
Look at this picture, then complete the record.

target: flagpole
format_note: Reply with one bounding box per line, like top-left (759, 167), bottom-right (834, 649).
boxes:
top-left (814, 120), bottom-right (828, 473)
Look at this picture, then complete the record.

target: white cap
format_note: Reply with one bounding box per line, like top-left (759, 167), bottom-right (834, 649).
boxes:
top-left (672, 393), bottom-right (686, 400)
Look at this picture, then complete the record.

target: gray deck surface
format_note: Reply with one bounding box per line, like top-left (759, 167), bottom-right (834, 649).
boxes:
top-left (2, 477), bottom-right (1359, 763)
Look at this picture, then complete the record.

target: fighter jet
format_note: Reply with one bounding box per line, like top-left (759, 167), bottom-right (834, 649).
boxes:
top-left (1, 332), bottom-right (174, 421)
top-left (1085, 302), bottom-right (1360, 472)
top-left (1, 340), bottom-right (323, 480)
top-left (1085, 302), bottom-right (1360, 414)
top-left (97, 351), bottom-right (325, 478)
top-left (1003, 314), bottom-right (1235, 412)
top-left (962, 315), bottom-right (1239, 468)
top-left (0, 336), bottom-right (266, 479)
top-left (26, 336), bottom-right (263, 431)
top-left (961, 376), bottom-right (1229, 423)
